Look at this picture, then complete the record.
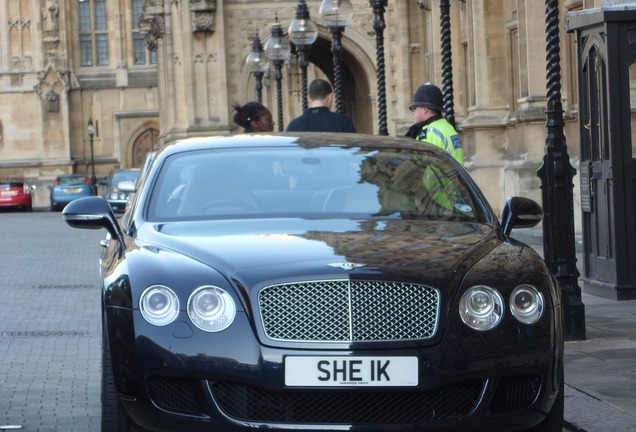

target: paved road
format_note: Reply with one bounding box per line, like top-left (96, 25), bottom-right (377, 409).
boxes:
top-left (0, 211), bottom-right (103, 431)
top-left (0, 210), bottom-right (576, 431)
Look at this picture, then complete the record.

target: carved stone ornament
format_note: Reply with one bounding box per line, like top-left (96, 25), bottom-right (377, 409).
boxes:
top-left (191, 0), bottom-right (216, 33)
top-left (416, 0), bottom-right (431, 10)
top-left (140, 0), bottom-right (166, 51)
top-left (46, 89), bottom-right (60, 113)
top-left (139, 15), bottom-right (165, 52)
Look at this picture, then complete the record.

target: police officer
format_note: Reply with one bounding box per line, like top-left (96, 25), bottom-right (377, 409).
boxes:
top-left (405, 83), bottom-right (463, 165)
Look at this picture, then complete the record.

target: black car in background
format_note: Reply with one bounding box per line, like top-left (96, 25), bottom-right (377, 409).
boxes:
top-left (63, 133), bottom-right (563, 432)
top-left (99, 168), bottom-right (140, 213)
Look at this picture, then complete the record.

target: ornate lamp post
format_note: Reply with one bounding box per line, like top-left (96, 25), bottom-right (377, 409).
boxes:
top-left (439, 0), bottom-right (456, 129)
top-left (537, 0), bottom-right (585, 341)
top-left (265, 16), bottom-right (291, 132)
top-left (245, 34), bottom-right (269, 104)
top-left (87, 118), bottom-right (97, 194)
top-left (369, 0), bottom-right (388, 135)
top-left (289, 0), bottom-right (318, 112)
top-left (319, 0), bottom-right (353, 114)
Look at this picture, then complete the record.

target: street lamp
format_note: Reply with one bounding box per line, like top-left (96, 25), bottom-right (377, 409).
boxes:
top-left (289, 0), bottom-right (318, 112)
top-left (369, 0), bottom-right (388, 135)
top-left (264, 16), bottom-right (291, 132)
top-left (319, 0), bottom-right (353, 114)
top-left (245, 33), bottom-right (269, 104)
top-left (87, 118), bottom-right (97, 194)
top-left (537, 0), bottom-right (585, 341)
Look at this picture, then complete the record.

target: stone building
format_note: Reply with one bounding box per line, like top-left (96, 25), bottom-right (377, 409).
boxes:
top-left (0, 0), bottom-right (601, 220)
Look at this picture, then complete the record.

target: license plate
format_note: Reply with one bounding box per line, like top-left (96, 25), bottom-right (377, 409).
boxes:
top-left (1, 190), bottom-right (16, 196)
top-left (285, 356), bottom-right (418, 387)
top-left (64, 188), bottom-right (82, 193)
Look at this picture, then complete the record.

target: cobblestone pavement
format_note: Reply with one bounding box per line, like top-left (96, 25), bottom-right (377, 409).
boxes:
top-left (0, 210), bottom-right (104, 431)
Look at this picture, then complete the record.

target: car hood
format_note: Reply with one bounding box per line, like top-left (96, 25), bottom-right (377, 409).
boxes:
top-left (138, 218), bottom-right (500, 290)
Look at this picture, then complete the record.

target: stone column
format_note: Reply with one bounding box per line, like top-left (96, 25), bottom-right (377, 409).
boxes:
top-left (140, 0), bottom-right (231, 146)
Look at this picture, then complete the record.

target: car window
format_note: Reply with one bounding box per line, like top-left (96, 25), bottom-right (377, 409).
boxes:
top-left (58, 177), bottom-right (86, 186)
top-left (0, 179), bottom-right (24, 188)
top-left (111, 170), bottom-right (139, 185)
top-left (146, 147), bottom-right (484, 223)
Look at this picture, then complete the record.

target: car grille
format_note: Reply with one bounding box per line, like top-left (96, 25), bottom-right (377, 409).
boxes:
top-left (209, 380), bottom-right (484, 424)
top-left (490, 375), bottom-right (542, 413)
top-left (147, 377), bottom-right (204, 415)
top-left (258, 280), bottom-right (439, 342)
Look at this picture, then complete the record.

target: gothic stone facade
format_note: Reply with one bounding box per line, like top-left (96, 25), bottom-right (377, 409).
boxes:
top-left (0, 0), bottom-right (599, 222)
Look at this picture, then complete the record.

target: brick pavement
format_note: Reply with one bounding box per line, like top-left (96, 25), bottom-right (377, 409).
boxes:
top-left (0, 210), bottom-right (104, 431)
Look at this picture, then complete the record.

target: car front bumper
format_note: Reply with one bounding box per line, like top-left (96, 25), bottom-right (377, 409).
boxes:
top-left (106, 304), bottom-right (562, 432)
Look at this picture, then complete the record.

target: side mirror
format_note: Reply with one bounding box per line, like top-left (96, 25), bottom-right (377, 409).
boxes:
top-left (501, 196), bottom-right (543, 236)
top-left (63, 196), bottom-right (124, 246)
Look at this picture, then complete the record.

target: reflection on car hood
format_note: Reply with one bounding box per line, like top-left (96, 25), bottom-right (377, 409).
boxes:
top-left (140, 218), bottom-right (499, 288)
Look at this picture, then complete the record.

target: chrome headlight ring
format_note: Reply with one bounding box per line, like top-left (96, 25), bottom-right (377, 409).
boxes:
top-left (139, 285), bottom-right (180, 326)
top-left (510, 284), bottom-right (544, 324)
top-left (459, 285), bottom-right (504, 331)
top-left (187, 285), bottom-right (236, 332)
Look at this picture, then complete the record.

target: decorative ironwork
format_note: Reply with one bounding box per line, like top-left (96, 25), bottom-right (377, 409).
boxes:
top-left (439, 0), bottom-right (456, 129)
top-left (289, 0), bottom-right (318, 112)
top-left (370, 0), bottom-right (388, 135)
top-left (246, 34), bottom-right (267, 104)
top-left (265, 17), bottom-right (291, 132)
top-left (537, 0), bottom-right (586, 341)
top-left (87, 119), bottom-right (97, 195)
top-left (320, 0), bottom-right (353, 114)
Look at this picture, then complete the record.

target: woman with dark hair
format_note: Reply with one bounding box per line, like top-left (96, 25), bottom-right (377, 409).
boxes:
top-left (232, 102), bottom-right (274, 133)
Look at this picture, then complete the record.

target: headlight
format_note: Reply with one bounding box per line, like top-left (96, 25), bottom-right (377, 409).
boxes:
top-left (109, 191), bottom-right (119, 200)
top-left (510, 284), bottom-right (544, 324)
top-left (459, 285), bottom-right (504, 331)
top-left (140, 285), bottom-right (180, 326)
top-left (187, 286), bottom-right (236, 332)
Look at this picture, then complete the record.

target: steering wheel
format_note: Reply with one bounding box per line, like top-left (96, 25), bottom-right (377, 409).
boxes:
top-left (196, 198), bottom-right (258, 213)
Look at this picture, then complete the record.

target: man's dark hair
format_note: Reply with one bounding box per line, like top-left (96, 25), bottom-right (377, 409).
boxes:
top-left (308, 79), bottom-right (333, 101)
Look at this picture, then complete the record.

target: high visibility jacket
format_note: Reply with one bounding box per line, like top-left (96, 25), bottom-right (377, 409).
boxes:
top-left (407, 116), bottom-right (464, 165)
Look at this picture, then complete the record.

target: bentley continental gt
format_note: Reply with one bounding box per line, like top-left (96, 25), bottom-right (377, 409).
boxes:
top-left (63, 133), bottom-right (563, 432)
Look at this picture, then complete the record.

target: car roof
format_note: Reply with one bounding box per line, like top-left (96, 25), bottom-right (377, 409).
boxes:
top-left (154, 132), bottom-right (447, 160)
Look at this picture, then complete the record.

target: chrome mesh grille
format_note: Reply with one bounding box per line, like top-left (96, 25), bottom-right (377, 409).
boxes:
top-left (258, 280), bottom-right (439, 342)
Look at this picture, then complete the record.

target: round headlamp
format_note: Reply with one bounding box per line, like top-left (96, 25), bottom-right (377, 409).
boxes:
top-left (510, 284), bottom-right (544, 324)
top-left (187, 286), bottom-right (236, 332)
top-left (140, 285), bottom-right (180, 326)
top-left (459, 285), bottom-right (504, 331)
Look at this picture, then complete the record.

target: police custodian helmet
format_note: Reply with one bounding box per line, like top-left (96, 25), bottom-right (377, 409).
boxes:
top-left (409, 83), bottom-right (443, 112)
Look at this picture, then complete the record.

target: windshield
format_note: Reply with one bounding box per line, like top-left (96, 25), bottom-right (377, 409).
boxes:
top-left (146, 147), bottom-right (485, 222)
top-left (0, 179), bottom-right (24, 188)
top-left (58, 176), bottom-right (86, 186)
top-left (111, 170), bottom-right (139, 185)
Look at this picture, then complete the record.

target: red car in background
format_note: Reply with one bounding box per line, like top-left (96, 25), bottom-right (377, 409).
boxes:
top-left (0, 177), bottom-right (34, 211)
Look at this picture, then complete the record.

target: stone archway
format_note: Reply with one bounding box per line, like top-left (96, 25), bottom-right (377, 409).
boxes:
top-left (131, 128), bottom-right (159, 168)
top-left (305, 36), bottom-right (373, 134)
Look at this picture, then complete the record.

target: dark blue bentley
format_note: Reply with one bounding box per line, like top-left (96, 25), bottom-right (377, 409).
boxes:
top-left (63, 133), bottom-right (563, 432)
